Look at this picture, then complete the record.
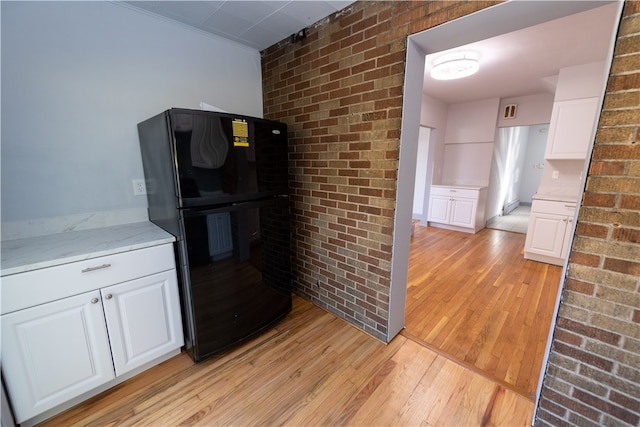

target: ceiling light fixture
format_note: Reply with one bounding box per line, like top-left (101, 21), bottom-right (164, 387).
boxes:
top-left (430, 52), bottom-right (480, 80)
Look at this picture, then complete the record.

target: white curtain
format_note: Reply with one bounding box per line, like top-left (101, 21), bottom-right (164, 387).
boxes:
top-left (494, 127), bottom-right (528, 215)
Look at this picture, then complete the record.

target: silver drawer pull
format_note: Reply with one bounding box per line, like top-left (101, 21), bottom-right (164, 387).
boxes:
top-left (81, 263), bottom-right (112, 273)
top-left (105, 294), bottom-right (113, 300)
top-left (91, 298), bottom-right (99, 304)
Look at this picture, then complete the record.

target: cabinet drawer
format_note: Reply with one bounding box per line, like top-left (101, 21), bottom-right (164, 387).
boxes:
top-left (431, 186), bottom-right (479, 199)
top-left (531, 200), bottom-right (576, 215)
top-left (1, 244), bottom-right (175, 315)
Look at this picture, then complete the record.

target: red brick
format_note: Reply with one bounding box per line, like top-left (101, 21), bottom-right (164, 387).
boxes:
top-left (603, 257), bottom-right (640, 275)
top-left (565, 278), bottom-right (595, 296)
top-left (611, 227), bottom-right (640, 243)
top-left (557, 318), bottom-right (621, 346)
top-left (573, 389), bottom-right (640, 425)
top-left (569, 251), bottom-right (601, 267)
top-left (620, 194), bottom-right (640, 209)
top-left (582, 193), bottom-right (617, 208)
top-left (553, 342), bottom-right (614, 372)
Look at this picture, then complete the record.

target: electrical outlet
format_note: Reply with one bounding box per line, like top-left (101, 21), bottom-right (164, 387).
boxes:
top-left (132, 179), bottom-right (147, 196)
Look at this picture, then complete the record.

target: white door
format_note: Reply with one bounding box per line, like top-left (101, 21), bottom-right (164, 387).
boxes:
top-left (428, 196), bottom-right (451, 223)
top-left (101, 271), bottom-right (183, 376)
top-left (1, 291), bottom-right (115, 423)
top-left (449, 198), bottom-right (476, 227)
top-left (524, 213), bottom-right (567, 258)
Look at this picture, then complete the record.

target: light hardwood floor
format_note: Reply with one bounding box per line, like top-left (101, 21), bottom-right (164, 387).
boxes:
top-left (39, 225), bottom-right (556, 426)
top-left (404, 224), bottom-right (562, 399)
top-left (40, 297), bottom-right (534, 426)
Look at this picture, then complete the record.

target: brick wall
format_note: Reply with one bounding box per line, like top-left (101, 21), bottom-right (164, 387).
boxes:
top-left (536, 2), bottom-right (640, 426)
top-left (261, 0), bottom-right (639, 424)
top-left (262, 0), bottom-right (496, 340)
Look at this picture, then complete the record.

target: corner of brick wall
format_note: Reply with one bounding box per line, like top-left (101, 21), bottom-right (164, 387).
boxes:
top-left (536, 2), bottom-right (640, 426)
top-left (262, 0), bottom-right (639, 424)
top-left (261, 0), bottom-right (497, 341)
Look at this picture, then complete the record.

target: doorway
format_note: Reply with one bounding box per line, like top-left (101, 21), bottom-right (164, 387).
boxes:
top-left (388, 0), bottom-right (623, 412)
top-left (486, 124), bottom-right (547, 234)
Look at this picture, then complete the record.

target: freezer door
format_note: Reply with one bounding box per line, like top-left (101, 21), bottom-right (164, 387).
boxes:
top-left (170, 110), bottom-right (288, 207)
top-left (180, 197), bottom-right (291, 361)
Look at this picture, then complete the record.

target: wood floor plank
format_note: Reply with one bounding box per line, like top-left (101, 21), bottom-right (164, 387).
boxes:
top-left (39, 295), bottom-right (534, 426)
top-left (345, 340), bottom-right (438, 426)
top-left (404, 224), bottom-right (561, 399)
top-left (39, 225), bottom-right (552, 426)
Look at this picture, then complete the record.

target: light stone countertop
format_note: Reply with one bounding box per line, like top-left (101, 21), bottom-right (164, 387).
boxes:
top-left (431, 184), bottom-right (488, 190)
top-left (1, 221), bottom-right (175, 277)
top-left (532, 187), bottom-right (580, 203)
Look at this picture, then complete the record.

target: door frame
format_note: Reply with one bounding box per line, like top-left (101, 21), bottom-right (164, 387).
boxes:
top-left (388, 0), bottom-right (623, 421)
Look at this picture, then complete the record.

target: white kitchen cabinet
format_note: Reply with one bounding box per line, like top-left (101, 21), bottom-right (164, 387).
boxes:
top-left (1, 243), bottom-right (183, 424)
top-left (102, 271), bottom-right (183, 376)
top-left (524, 200), bottom-right (576, 266)
top-left (427, 185), bottom-right (488, 233)
top-left (1, 291), bottom-right (116, 422)
top-left (544, 97), bottom-right (599, 159)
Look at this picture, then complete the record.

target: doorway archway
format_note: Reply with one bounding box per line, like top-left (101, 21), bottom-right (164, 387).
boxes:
top-left (389, 0), bottom-right (623, 411)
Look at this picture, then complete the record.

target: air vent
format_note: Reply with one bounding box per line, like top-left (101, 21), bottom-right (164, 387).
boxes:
top-left (503, 104), bottom-right (517, 119)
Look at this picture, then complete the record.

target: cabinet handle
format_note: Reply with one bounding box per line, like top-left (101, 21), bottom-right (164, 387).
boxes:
top-left (91, 298), bottom-right (99, 304)
top-left (81, 263), bottom-right (112, 273)
top-left (563, 218), bottom-right (567, 222)
top-left (105, 294), bottom-right (113, 300)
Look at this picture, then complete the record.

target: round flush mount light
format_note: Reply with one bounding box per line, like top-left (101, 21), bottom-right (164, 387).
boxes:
top-left (430, 52), bottom-right (480, 80)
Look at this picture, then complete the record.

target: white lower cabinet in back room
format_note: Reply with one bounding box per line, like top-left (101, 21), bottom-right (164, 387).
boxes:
top-left (428, 185), bottom-right (488, 234)
top-left (524, 200), bottom-right (577, 266)
top-left (1, 242), bottom-right (183, 425)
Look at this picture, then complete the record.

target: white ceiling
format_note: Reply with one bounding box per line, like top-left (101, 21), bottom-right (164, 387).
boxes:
top-left (121, 0), bottom-right (356, 51)
top-left (121, 1), bottom-right (619, 105)
top-left (422, 3), bottom-right (620, 104)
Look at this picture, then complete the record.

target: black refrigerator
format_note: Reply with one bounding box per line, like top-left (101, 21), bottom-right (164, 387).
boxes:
top-left (137, 108), bottom-right (291, 362)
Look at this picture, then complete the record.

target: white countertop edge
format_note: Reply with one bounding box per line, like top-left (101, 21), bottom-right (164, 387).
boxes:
top-left (532, 192), bottom-right (580, 203)
top-left (1, 222), bottom-right (175, 277)
top-left (431, 184), bottom-right (488, 190)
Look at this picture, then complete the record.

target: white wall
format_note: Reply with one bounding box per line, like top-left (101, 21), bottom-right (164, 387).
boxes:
top-left (497, 93), bottom-right (554, 128)
top-left (444, 98), bottom-right (499, 143)
top-left (441, 143), bottom-right (494, 186)
top-left (420, 95), bottom-right (447, 184)
top-left (412, 127), bottom-right (430, 218)
top-left (520, 124), bottom-right (548, 204)
top-left (1, 2), bottom-right (263, 225)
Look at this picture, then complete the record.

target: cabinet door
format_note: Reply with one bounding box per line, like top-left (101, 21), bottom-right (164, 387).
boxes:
top-left (1, 291), bottom-right (115, 423)
top-left (449, 198), bottom-right (476, 227)
top-left (428, 196), bottom-right (451, 223)
top-left (101, 271), bottom-right (183, 376)
top-left (524, 212), bottom-right (567, 258)
top-left (545, 97), bottom-right (599, 159)
top-left (561, 216), bottom-right (575, 258)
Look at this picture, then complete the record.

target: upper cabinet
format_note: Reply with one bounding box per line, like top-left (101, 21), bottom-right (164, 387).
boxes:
top-left (544, 61), bottom-right (606, 160)
top-left (545, 97), bottom-right (600, 159)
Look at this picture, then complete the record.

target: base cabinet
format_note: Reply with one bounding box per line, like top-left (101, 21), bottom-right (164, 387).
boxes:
top-left (428, 186), bottom-right (487, 233)
top-left (524, 200), bottom-right (576, 265)
top-left (1, 244), bottom-right (183, 424)
top-left (103, 272), bottom-right (183, 376)
top-left (1, 291), bottom-right (115, 421)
